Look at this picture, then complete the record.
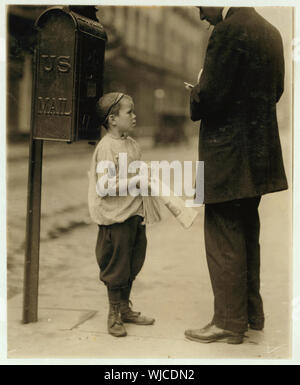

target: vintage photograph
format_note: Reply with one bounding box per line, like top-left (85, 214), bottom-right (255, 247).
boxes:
top-left (4, 2), bottom-right (296, 362)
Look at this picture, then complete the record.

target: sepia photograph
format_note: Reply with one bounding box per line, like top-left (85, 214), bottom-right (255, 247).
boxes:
top-left (1, 0), bottom-right (300, 366)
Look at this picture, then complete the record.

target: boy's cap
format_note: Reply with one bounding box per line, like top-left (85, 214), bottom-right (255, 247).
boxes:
top-left (96, 92), bottom-right (124, 125)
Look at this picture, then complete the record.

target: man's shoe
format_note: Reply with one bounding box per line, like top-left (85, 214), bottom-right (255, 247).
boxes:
top-left (199, 321), bottom-right (214, 332)
top-left (249, 322), bottom-right (264, 331)
top-left (184, 324), bottom-right (244, 344)
top-left (108, 304), bottom-right (127, 337)
top-left (120, 301), bottom-right (155, 325)
top-left (227, 334), bottom-right (245, 344)
top-left (249, 317), bottom-right (264, 331)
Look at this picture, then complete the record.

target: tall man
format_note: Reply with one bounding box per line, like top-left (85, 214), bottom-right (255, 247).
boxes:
top-left (185, 7), bottom-right (288, 344)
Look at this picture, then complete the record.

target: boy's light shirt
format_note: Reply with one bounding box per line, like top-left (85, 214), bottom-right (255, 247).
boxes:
top-left (88, 133), bottom-right (144, 226)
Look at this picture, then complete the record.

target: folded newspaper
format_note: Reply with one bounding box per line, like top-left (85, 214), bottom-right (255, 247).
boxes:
top-left (160, 194), bottom-right (199, 229)
top-left (150, 175), bottom-right (199, 229)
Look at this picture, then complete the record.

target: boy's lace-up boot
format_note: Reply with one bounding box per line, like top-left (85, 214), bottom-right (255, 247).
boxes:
top-left (120, 284), bottom-right (155, 325)
top-left (120, 300), bottom-right (155, 325)
top-left (107, 287), bottom-right (127, 337)
top-left (107, 303), bottom-right (127, 337)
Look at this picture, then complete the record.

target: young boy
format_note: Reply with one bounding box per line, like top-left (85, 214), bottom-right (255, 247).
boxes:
top-left (88, 92), bottom-right (155, 337)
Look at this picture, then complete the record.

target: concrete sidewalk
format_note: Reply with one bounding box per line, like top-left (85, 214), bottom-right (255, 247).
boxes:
top-left (7, 190), bottom-right (292, 361)
top-left (6, 131), bottom-right (294, 362)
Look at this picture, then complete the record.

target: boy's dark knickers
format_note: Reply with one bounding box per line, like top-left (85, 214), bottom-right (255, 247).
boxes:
top-left (95, 215), bottom-right (147, 290)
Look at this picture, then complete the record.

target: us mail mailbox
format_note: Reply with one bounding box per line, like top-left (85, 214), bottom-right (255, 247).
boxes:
top-left (32, 6), bottom-right (107, 142)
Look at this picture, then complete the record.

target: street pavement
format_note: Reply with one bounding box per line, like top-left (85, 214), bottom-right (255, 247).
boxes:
top-left (5, 132), bottom-right (295, 362)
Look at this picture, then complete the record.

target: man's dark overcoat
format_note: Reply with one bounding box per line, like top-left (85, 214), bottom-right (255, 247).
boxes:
top-left (191, 7), bottom-right (288, 204)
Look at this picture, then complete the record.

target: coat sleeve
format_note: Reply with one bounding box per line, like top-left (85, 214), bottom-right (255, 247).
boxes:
top-left (190, 23), bottom-right (244, 121)
top-left (276, 33), bottom-right (285, 103)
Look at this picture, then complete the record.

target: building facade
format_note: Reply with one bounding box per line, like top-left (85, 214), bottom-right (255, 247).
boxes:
top-left (7, 5), bottom-right (209, 142)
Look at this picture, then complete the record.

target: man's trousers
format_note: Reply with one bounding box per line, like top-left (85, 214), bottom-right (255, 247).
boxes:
top-left (204, 196), bottom-right (264, 334)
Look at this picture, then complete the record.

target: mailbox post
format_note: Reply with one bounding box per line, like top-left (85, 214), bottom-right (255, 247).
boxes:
top-left (23, 6), bottom-right (107, 323)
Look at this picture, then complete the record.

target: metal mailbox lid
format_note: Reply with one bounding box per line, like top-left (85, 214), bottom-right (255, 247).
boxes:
top-left (35, 7), bottom-right (107, 41)
top-left (71, 12), bottom-right (107, 41)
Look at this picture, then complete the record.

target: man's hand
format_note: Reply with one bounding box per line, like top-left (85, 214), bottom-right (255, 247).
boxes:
top-left (184, 82), bottom-right (194, 91)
